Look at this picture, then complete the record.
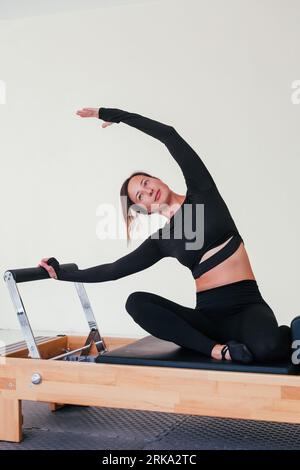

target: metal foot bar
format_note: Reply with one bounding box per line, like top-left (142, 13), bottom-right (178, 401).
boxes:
top-left (4, 263), bottom-right (108, 359)
top-left (50, 340), bottom-right (105, 360)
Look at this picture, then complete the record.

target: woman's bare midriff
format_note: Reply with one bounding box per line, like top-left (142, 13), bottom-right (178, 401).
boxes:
top-left (195, 236), bottom-right (256, 293)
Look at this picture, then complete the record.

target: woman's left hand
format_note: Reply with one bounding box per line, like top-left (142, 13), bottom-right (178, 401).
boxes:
top-left (76, 108), bottom-right (114, 128)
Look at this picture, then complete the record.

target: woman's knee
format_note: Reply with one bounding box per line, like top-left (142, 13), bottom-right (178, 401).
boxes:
top-left (125, 291), bottom-right (151, 318)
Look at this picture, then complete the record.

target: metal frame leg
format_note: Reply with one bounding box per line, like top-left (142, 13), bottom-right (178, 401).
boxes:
top-left (4, 271), bottom-right (107, 359)
top-left (74, 282), bottom-right (107, 354)
top-left (4, 272), bottom-right (41, 359)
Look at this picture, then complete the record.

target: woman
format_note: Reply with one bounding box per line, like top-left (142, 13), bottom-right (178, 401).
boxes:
top-left (39, 106), bottom-right (293, 364)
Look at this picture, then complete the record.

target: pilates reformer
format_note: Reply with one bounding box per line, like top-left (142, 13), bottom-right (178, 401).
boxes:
top-left (1, 263), bottom-right (300, 443)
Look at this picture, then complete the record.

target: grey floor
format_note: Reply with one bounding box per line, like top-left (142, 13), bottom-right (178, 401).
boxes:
top-left (1, 400), bottom-right (300, 450)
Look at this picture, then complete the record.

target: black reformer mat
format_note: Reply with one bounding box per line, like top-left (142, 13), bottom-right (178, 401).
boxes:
top-left (96, 335), bottom-right (299, 375)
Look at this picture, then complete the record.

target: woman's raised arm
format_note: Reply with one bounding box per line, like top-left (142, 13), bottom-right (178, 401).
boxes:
top-left (97, 107), bottom-right (216, 192)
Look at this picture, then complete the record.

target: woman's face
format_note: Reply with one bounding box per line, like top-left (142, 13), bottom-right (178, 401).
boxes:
top-left (127, 175), bottom-right (170, 214)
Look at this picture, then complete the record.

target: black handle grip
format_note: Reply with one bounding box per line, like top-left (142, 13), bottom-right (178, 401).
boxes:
top-left (4, 263), bottom-right (78, 284)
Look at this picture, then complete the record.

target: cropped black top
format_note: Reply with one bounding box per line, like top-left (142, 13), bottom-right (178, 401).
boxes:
top-left (47, 107), bottom-right (243, 283)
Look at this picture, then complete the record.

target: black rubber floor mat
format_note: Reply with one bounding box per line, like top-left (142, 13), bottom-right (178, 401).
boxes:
top-left (145, 415), bottom-right (300, 450)
top-left (1, 401), bottom-right (300, 450)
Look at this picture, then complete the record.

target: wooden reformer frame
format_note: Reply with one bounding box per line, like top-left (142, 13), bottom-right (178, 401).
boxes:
top-left (1, 264), bottom-right (300, 443)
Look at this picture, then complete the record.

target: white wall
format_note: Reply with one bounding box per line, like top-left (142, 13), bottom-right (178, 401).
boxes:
top-left (0, 0), bottom-right (299, 338)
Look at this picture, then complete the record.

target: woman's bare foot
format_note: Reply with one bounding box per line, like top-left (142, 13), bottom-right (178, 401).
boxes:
top-left (211, 344), bottom-right (232, 361)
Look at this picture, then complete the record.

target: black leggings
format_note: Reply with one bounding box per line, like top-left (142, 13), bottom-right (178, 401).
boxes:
top-left (125, 280), bottom-right (292, 363)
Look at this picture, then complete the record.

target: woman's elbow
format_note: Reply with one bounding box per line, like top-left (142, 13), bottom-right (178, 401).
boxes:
top-left (162, 125), bottom-right (177, 143)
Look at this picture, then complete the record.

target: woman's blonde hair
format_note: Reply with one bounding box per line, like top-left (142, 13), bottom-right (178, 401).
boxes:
top-left (120, 171), bottom-right (158, 245)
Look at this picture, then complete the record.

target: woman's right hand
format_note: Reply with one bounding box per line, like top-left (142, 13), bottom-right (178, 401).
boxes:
top-left (38, 258), bottom-right (58, 280)
top-left (76, 107), bottom-right (114, 128)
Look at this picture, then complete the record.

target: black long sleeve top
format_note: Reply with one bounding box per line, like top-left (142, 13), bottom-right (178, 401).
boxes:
top-left (46, 108), bottom-right (243, 282)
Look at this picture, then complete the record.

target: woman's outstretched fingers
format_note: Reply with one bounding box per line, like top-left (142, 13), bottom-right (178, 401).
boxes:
top-left (76, 108), bottom-right (98, 118)
top-left (75, 108), bottom-right (114, 127)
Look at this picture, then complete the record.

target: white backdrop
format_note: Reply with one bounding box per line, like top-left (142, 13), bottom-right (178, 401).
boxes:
top-left (0, 0), bottom-right (299, 338)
